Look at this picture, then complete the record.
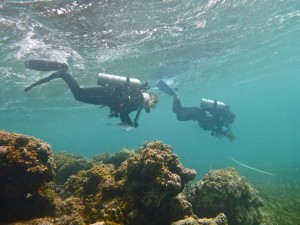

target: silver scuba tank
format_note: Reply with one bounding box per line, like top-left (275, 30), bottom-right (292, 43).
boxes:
top-left (200, 98), bottom-right (227, 109)
top-left (98, 73), bottom-right (142, 89)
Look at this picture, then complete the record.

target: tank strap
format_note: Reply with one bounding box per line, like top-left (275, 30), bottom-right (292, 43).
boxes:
top-left (213, 100), bottom-right (217, 108)
top-left (126, 77), bottom-right (130, 86)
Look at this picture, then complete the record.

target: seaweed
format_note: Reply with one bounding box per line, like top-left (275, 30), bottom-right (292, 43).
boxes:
top-left (259, 177), bottom-right (300, 225)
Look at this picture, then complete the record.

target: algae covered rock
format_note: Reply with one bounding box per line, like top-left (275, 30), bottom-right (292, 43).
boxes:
top-left (7, 196), bottom-right (85, 225)
top-left (0, 131), bottom-right (268, 225)
top-left (62, 140), bottom-right (196, 225)
top-left (63, 163), bottom-right (116, 199)
top-left (54, 151), bottom-right (93, 184)
top-left (185, 168), bottom-right (263, 225)
top-left (93, 148), bottom-right (137, 168)
top-left (0, 130), bottom-right (55, 196)
top-left (0, 130), bottom-right (56, 222)
top-left (123, 140), bottom-right (196, 207)
top-left (62, 163), bottom-right (128, 224)
top-left (171, 213), bottom-right (228, 225)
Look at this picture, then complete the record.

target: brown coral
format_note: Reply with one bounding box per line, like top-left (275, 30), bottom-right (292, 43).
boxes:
top-left (54, 151), bottom-right (93, 185)
top-left (184, 168), bottom-right (263, 225)
top-left (123, 140), bottom-right (196, 207)
top-left (62, 140), bottom-right (196, 225)
top-left (0, 130), bottom-right (55, 196)
top-left (0, 130), bottom-right (56, 222)
top-left (92, 148), bottom-right (137, 168)
top-left (171, 213), bottom-right (228, 225)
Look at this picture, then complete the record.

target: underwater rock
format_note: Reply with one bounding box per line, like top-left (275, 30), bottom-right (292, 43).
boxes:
top-left (92, 148), bottom-right (137, 168)
top-left (0, 130), bottom-right (56, 222)
top-left (62, 162), bottom-right (130, 224)
top-left (54, 151), bottom-right (93, 184)
top-left (159, 193), bottom-right (194, 223)
top-left (7, 196), bottom-right (85, 225)
top-left (184, 168), bottom-right (263, 225)
top-left (171, 213), bottom-right (228, 225)
top-left (53, 196), bottom-right (85, 225)
top-left (123, 140), bottom-right (196, 207)
top-left (62, 140), bottom-right (196, 225)
top-left (3, 132), bottom-right (263, 225)
top-left (62, 163), bottom-right (116, 199)
top-left (8, 195), bottom-right (85, 224)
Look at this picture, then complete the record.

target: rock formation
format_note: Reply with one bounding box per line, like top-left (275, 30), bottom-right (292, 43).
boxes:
top-left (184, 168), bottom-right (263, 225)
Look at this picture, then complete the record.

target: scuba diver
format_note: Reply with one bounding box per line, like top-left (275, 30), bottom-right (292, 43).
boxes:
top-left (156, 80), bottom-right (236, 141)
top-left (24, 60), bottom-right (158, 129)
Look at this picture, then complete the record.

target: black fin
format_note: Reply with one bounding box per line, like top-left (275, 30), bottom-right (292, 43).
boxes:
top-left (24, 71), bottom-right (62, 92)
top-left (156, 80), bottom-right (178, 97)
top-left (25, 60), bottom-right (68, 72)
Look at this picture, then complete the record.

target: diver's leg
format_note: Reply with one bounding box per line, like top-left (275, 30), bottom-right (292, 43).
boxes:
top-left (59, 71), bottom-right (109, 105)
top-left (25, 70), bottom-right (109, 105)
top-left (172, 97), bottom-right (190, 121)
top-left (172, 97), bottom-right (201, 121)
top-left (24, 71), bottom-right (62, 92)
top-left (59, 71), bottom-right (82, 98)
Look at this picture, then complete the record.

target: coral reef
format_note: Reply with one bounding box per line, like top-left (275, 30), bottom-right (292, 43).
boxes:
top-left (62, 140), bottom-right (197, 225)
top-left (184, 168), bottom-right (263, 225)
top-left (92, 148), bottom-right (136, 168)
top-left (8, 195), bottom-right (85, 225)
top-left (54, 151), bottom-right (93, 184)
top-left (93, 148), bottom-right (136, 168)
top-left (0, 130), bottom-right (266, 225)
top-left (0, 130), bottom-right (56, 222)
top-left (123, 140), bottom-right (196, 207)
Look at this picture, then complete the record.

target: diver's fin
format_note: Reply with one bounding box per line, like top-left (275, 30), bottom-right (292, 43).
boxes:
top-left (156, 80), bottom-right (178, 97)
top-left (106, 123), bottom-right (134, 131)
top-left (115, 123), bottom-right (134, 131)
top-left (24, 71), bottom-right (62, 92)
top-left (25, 60), bottom-right (68, 72)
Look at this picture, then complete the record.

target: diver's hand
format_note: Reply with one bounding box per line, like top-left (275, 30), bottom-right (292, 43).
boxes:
top-left (226, 130), bottom-right (236, 142)
top-left (212, 130), bottom-right (236, 142)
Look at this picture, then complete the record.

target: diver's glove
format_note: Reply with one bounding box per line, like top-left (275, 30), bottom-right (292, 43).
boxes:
top-left (211, 130), bottom-right (236, 142)
top-left (225, 130), bottom-right (236, 142)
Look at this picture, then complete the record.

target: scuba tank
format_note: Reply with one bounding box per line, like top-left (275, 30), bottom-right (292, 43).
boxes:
top-left (98, 73), bottom-right (142, 89)
top-left (200, 98), bottom-right (227, 110)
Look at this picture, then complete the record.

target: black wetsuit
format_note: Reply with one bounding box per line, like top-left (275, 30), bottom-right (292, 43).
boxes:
top-left (58, 71), bottom-right (147, 126)
top-left (172, 98), bottom-right (234, 136)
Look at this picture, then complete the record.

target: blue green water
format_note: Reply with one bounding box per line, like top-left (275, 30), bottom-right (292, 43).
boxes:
top-left (1, 0), bottom-right (299, 187)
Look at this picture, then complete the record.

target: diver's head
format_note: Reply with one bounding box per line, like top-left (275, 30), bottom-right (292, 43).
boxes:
top-left (223, 110), bottom-right (236, 127)
top-left (142, 92), bottom-right (158, 110)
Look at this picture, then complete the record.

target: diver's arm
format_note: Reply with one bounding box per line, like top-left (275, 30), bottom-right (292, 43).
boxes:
top-left (213, 126), bottom-right (236, 142)
top-left (173, 98), bottom-right (203, 121)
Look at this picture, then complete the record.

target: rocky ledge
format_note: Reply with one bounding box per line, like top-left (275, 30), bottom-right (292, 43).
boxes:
top-left (0, 130), bottom-right (264, 225)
